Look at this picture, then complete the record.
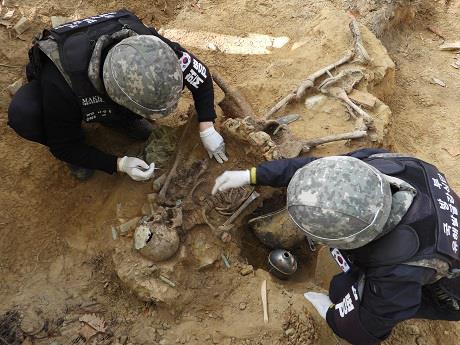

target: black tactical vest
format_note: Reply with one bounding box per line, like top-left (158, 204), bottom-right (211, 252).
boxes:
top-left (29, 9), bottom-right (153, 122)
top-left (346, 156), bottom-right (460, 279)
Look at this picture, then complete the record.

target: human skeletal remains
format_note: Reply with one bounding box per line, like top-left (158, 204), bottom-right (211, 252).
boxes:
top-left (131, 17), bottom-right (381, 263)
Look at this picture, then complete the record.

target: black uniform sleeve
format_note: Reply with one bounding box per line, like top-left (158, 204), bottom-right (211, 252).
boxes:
top-left (152, 29), bottom-right (217, 123)
top-left (254, 147), bottom-right (392, 188)
top-left (326, 265), bottom-right (435, 344)
top-left (255, 156), bottom-right (320, 187)
top-left (344, 147), bottom-right (391, 159)
top-left (41, 62), bottom-right (118, 174)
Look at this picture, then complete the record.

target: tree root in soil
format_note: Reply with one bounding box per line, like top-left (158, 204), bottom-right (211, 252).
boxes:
top-left (212, 70), bottom-right (255, 119)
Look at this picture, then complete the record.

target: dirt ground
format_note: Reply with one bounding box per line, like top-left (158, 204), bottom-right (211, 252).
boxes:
top-left (0, 1), bottom-right (459, 345)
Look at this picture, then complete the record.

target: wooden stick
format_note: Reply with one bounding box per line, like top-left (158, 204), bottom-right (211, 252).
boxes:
top-left (158, 112), bottom-right (195, 201)
top-left (302, 130), bottom-right (367, 152)
top-left (349, 19), bottom-right (371, 64)
top-left (264, 51), bottom-right (353, 119)
top-left (261, 279), bottom-right (268, 323)
top-left (212, 71), bottom-right (256, 118)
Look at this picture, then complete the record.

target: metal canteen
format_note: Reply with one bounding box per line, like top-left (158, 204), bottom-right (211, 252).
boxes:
top-left (267, 249), bottom-right (298, 280)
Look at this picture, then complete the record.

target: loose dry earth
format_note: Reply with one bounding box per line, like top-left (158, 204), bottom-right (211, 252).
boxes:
top-left (0, 1), bottom-right (459, 345)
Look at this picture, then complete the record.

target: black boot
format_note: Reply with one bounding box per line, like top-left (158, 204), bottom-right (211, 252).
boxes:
top-left (67, 164), bottom-right (95, 181)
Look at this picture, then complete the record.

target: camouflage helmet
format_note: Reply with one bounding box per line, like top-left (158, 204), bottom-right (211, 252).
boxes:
top-left (103, 35), bottom-right (183, 119)
top-left (287, 156), bottom-right (392, 250)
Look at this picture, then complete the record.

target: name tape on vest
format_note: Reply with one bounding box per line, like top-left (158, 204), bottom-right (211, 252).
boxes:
top-left (53, 12), bottom-right (123, 33)
top-left (430, 170), bottom-right (459, 260)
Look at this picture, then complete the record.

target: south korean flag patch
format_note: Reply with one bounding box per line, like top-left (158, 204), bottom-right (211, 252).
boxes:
top-left (180, 52), bottom-right (192, 72)
top-left (330, 248), bottom-right (351, 273)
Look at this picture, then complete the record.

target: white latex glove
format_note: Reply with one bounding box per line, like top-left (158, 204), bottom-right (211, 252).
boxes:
top-left (200, 126), bottom-right (228, 164)
top-left (212, 170), bottom-right (250, 195)
top-left (304, 292), bottom-right (333, 320)
top-left (117, 156), bottom-right (156, 181)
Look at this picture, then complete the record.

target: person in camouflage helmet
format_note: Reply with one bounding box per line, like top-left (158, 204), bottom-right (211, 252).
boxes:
top-left (212, 148), bottom-right (460, 345)
top-left (103, 35), bottom-right (183, 120)
top-left (286, 156), bottom-right (393, 250)
top-left (8, 10), bottom-right (228, 181)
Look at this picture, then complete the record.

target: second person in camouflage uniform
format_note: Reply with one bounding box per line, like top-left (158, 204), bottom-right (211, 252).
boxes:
top-left (8, 9), bottom-right (227, 181)
top-left (212, 148), bottom-right (460, 345)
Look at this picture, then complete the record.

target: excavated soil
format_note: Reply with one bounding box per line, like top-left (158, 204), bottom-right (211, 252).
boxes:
top-left (1, 1), bottom-right (459, 345)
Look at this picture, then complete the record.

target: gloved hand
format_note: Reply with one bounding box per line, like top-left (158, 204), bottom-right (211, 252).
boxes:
top-left (212, 170), bottom-right (250, 194)
top-left (117, 156), bottom-right (156, 181)
top-left (304, 292), bottom-right (333, 320)
top-left (200, 126), bottom-right (228, 164)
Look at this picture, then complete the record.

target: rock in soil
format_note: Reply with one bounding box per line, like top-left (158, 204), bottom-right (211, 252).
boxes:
top-left (249, 208), bottom-right (305, 249)
top-left (13, 17), bottom-right (30, 35)
top-left (7, 78), bottom-right (23, 96)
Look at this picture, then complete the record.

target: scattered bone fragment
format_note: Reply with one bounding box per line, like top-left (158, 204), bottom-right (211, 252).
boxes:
top-left (439, 41), bottom-right (460, 51)
top-left (111, 226), bottom-right (119, 240)
top-left (3, 9), bottom-right (15, 20)
top-left (117, 217), bottom-right (141, 235)
top-left (261, 280), bottom-right (268, 323)
top-left (302, 130), bottom-right (367, 153)
top-left (318, 68), bottom-right (364, 94)
top-left (207, 42), bottom-right (218, 51)
top-left (324, 87), bottom-right (374, 128)
top-left (349, 19), bottom-right (371, 64)
top-left (264, 17), bottom-right (371, 119)
top-left (295, 52), bottom-right (354, 102)
top-left (431, 77), bottom-right (446, 87)
top-left (221, 254), bottom-right (231, 268)
top-left (159, 274), bottom-right (176, 288)
top-left (264, 52), bottom-right (353, 119)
